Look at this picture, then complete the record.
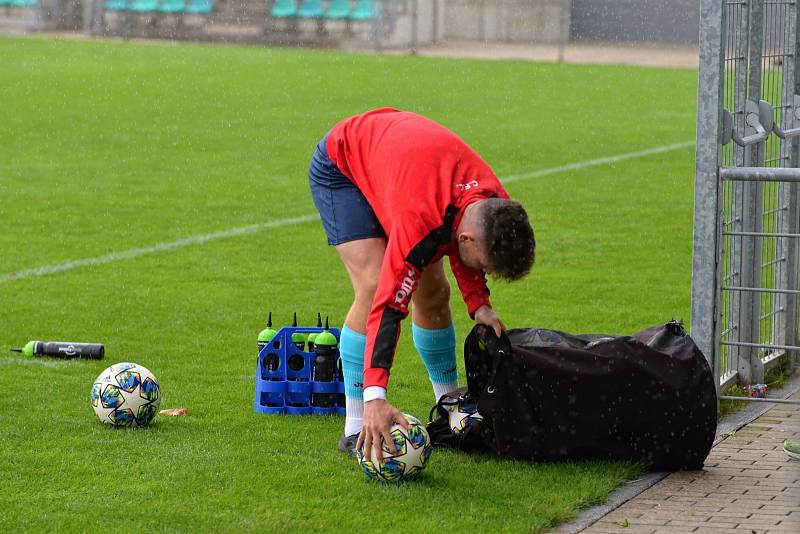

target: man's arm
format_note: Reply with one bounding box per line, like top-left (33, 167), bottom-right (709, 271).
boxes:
top-left (448, 250), bottom-right (491, 318)
top-left (361, 218), bottom-right (431, 397)
top-left (449, 250), bottom-right (505, 336)
top-left (358, 211), bottom-right (452, 459)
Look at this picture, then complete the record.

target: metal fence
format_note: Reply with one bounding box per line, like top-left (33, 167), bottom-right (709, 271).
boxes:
top-left (693, 0), bottom-right (800, 398)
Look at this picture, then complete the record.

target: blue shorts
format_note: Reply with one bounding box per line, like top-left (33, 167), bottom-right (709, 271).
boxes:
top-left (308, 134), bottom-right (384, 246)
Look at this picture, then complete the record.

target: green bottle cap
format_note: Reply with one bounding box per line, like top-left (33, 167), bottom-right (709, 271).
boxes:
top-left (314, 330), bottom-right (337, 347)
top-left (315, 317), bottom-right (338, 347)
top-left (290, 312), bottom-right (306, 344)
top-left (258, 328), bottom-right (277, 343)
top-left (258, 312), bottom-right (278, 342)
top-left (291, 332), bottom-right (306, 343)
top-left (21, 340), bottom-right (37, 357)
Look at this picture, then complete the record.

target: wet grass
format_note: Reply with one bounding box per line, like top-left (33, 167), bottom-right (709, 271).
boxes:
top-left (0, 35), bottom-right (697, 532)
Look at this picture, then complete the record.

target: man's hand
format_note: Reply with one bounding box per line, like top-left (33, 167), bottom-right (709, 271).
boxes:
top-left (474, 305), bottom-right (506, 337)
top-left (356, 399), bottom-right (410, 462)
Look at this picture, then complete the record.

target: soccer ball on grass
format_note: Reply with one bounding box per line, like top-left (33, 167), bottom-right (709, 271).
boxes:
top-left (91, 362), bottom-right (161, 427)
top-left (446, 395), bottom-right (483, 434)
top-left (357, 413), bottom-right (432, 482)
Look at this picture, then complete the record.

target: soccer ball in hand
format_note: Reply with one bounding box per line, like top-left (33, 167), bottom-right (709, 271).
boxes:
top-left (446, 396), bottom-right (483, 434)
top-left (357, 413), bottom-right (432, 482)
top-left (91, 362), bottom-right (161, 427)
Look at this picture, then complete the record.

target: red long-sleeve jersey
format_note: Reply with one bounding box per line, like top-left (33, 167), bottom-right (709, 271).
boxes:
top-left (325, 108), bottom-right (510, 392)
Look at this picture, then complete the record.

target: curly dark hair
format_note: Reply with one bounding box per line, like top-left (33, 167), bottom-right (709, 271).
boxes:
top-left (480, 198), bottom-right (535, 281)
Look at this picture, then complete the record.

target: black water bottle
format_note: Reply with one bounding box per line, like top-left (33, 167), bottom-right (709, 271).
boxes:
top-left (257, 312), bottom-right (280, 376)
top-left (307, 312), bottom-right (323, 352)
top-left (287, 312), bottom-right (306, 375)
top-left (290, 312), bottom-right (305, 351)
top-left (257, 312), bottom-right (278, 353)
top-left (336, 355), bottom-right (346, 409)
top-left (11, 340), bottom-right (104, 360)
top-left (311, 318), bottom-right (338, 408)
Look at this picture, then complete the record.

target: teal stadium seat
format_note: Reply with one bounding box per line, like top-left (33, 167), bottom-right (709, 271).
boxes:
top-left (10, 0), bottom-right (38, 6)
top-left (184, 0), bottom-right (212, 14)
top-left (350, 0), bottom-right (377, 20)
top-left (0, 0), bottom-right (15, 5)
top-left (297, 0), bottom-right (323, 18)
top-left (158, 0), bottom-right (184, 13)
top-left (104, 0), bottom-right (127, 10)
top-left (128, 0), bottom-right (158, 11)
top-left (270, 0), bottom-right (296, 18)
top-left (324, 0), bottom-right (351, 19)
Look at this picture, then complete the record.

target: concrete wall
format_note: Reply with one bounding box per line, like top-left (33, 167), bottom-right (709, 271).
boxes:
top-left (441, 0), bottom-right (570, 44)
top-left (377, 0), bottom-right (445, 49)
top-left (570, 0), bottom-right (700, 45)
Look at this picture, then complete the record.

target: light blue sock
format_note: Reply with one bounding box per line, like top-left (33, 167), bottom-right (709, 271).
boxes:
top-left (412, 322), bottom-right (458, 400)
top-left (339, 326), bottom-right (365, 436)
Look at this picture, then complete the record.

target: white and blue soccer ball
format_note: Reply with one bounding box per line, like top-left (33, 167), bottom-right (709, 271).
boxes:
top-left (91, 362), bottom-right (161, 427)
top-left (446, 397), bottom-right (483, 434)
top-left (357, 413), bottom-right (432, 482)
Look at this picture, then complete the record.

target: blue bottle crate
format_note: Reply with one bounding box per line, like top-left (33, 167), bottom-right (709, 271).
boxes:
top-left (310, 380), bottom-right (338, 415)
top-left (254, 325), bottom-right (344, 415)
top-left (336, 381), bottom-right (346, 416)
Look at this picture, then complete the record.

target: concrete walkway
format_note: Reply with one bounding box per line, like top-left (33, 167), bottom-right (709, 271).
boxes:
top-left (575, 391), bottom-right (800, 534)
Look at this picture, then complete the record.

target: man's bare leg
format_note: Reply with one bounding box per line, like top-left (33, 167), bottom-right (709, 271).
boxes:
top-left (411, 260), bottom-right (459, 400)
top-left (334, 238), bottom-right (386, 443)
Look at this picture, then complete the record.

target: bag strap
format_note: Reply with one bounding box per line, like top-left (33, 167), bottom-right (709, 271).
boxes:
top-left (483, 330), bottom-right (512, 395)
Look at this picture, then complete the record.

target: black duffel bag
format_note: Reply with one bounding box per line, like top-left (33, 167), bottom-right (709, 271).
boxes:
top-left (427, 321), bottom-right (717, 471)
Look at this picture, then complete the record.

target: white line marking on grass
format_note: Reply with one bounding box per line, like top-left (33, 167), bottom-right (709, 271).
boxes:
top-left (1, 141), bottom-right (694, 284)
top-left (501, 140), bottom-right (695, 184)
top-left (0, 214), bottom-right (320, 284)
top-left (0, 357), bottom-right (76, 367)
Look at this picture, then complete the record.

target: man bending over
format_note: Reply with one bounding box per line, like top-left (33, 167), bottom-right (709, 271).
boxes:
top-left (307, 108), bottom-right (536, 459)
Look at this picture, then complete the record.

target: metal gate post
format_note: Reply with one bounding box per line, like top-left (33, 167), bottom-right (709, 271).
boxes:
top-left (778, 1), bottom-right (799, 363)
top-left (692, 0), bottom-right (728, 389)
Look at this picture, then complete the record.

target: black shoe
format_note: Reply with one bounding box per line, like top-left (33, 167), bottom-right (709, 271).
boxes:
top-left (338, 433), bottom-right (359, 458)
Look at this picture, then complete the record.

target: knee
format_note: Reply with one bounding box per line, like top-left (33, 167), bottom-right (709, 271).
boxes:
top-left (353, 277), bottom-right (379, 306)
top-left (415, 279), bottom-right (451, 314)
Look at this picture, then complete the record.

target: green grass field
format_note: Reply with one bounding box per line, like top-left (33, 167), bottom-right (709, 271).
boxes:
top-left (0, 36), bottom-right (698, 532)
